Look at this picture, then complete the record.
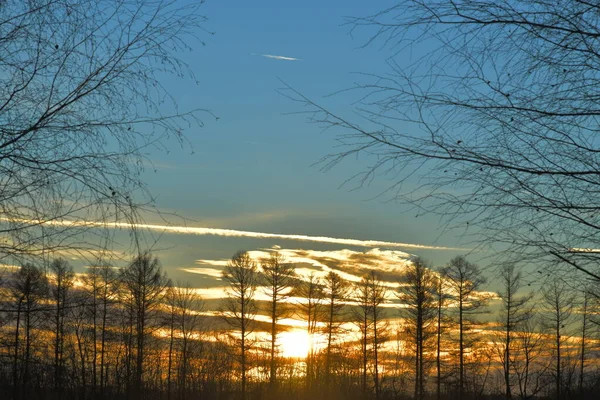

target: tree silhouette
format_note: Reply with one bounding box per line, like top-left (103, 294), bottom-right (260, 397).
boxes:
top-left (323, 271), bottom-right (349, 391)
top-left (82, 261), bottom-right (117, 397)
top-left (0, 251), bottom-right (598, 399)
top-left (121, 252), bottom-right (168, 399)
top-left (496, 264), bottom-right (533, 400)
top-left (49, 258), bottom-right (74, 395)
top-left (542, 278), bottom-right (576, 400)
top-left (296, 272), bottom-right (324, 392)
top-left (398, 257), bottom-right (438, 400)
top-left (0, 0), bottom-right (210, 261)
top-left (261, 251), bottom-right (296, 392)
top-left (221, 251), bottom-right (258, 400)
top-left (441, 256), bottom-right (488, 400)
top-left (291, 0), bottom-right (600, 280)
top-left (435, 272), bottom-right (449, 400)
top-left (9, 263), bottom-right (48, 400)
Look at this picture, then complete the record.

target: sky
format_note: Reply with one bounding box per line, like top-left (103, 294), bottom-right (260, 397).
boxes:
top-left (67, 1), bottom-right (491, 288)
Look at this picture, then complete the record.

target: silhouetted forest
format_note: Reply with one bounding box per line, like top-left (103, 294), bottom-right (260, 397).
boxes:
top-left (0, 250), bottom-right (598, 400)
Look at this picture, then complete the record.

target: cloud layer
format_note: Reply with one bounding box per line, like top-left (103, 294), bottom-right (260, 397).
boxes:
top-left (191, 247), bottom-right (414, 285)
top-left (5, 218), bottom-right (465, 251)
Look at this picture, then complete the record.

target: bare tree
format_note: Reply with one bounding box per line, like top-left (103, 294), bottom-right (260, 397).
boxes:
top-left (353, 271), bottom-right (388, 399)
top-left (368, 271), bottom-right (388, 400)
top-left (290, 0), bottom-right (600, 280)
top-left (541, 278), bottom-right (576, 400)
top-left (82, 261), bottom-right (117, 397)
top-left (323, 271), bottom-right (349, 389)
top-left (261, 251), bottom-right (296, 391)
top-left (120, 251), bottom-right (168, 399)
top-left (441, 255), bottom-right (488, 400)
top-left (9, 263), bottom-right (48, 400)
top-left (435, 273), bottom-right (449, 400)
top-left (0, 0), bottom-right (210, 261)
top-left (163, 281), bottom-right (204, 400)
top-left (496, 264), bottom-right (533, 400)
top-left (353, 274), bottom-right (373, 395)
top-left (397, 257), bottom-right (438, 400)
top-left (173, 283), bottom-right (203, 400)
top-left (579, 288), bottom-right (590, 396)
top-left (512, 317), bottom-right (548, 400)
top-left (221, 250), bottom-right (258, 400)
top-left (296, 272), bottom-right (323, 391)
top-left (49, 258), bottom-right (74, 395)
top-left (165, 281), bottom-right (177, 400)
top-left (70, 288), bottom-right (95, 398)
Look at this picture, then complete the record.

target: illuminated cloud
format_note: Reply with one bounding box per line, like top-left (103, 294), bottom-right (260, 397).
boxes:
top-left (197, 247), bottom-right (414, 285)
top-left (1, 218), bottom-right (465, 251)
top-left (55, 248), bottom-right (126, 261)
top-left (192, 247), bottom-right (494, 306)
top-left (195, 259), bottom-right (229, 267)
top-left (0, 263), bottom-right (20, 271)
top-left (191, 286), bottom-right (231, 300)
top-left (180, 267), bottom-right (223, 278)
top-left (258, 53), bottom-right (301, 61)
top-left (568, 247), bottom-right (600, 253)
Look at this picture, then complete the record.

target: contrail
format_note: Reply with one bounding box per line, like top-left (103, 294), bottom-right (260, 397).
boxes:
top-left (255, 53), bottom-right (301, 61)
top-left (1, 218), bottom-right (466, 251)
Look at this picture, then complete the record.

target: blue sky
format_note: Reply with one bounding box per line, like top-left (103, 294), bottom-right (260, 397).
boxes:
top-left (115, 0), bottom-right (482, 281)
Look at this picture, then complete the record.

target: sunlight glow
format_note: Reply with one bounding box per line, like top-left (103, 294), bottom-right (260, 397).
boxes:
top-left (279, 330), bottom-right (311, 359)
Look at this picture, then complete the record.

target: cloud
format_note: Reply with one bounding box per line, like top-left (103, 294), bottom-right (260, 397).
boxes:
top-left (198, 247), bottom-right (414, 285)
top-left (195, 259), bottom-right (230, 267)
top-left (132, 224), bottom-right (462, 251)
top-left (181, 247), bottom-right (494, 336)
top-left (0, 263), bottom-right (21, 272)
top-left (179, 267), bottom-right (223, 278)
top-left (2, 218), bottom-right (466, 251)
top-left (55, 248), bottom-right (126, 261)
top-left (568, 248), bottom-right (600, 253)
top-left (256, 53), bottom-right (301, 61)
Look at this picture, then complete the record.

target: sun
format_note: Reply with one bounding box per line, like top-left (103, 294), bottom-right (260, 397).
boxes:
top-left (278, 329), bottom-right (311, 359)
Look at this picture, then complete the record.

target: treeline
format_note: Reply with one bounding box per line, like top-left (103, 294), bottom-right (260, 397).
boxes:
top-left (0, 250), bottom-right (598, 400)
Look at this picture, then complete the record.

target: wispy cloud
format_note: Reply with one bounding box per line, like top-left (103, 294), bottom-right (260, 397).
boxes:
top-left (195, 259), bottom-right (229, 267)
top-left (248, 248), bottom-right (414, 284)
top-left (0, 263), bottom-right (20, 272)
top-left (179, 267), bottom-right (223, 278)
top-left (6, 218), bottom-right (465, 251)
top-left (568, 247), bottom-right (600, 253)
top-left (256, 53), bottom-right (301, 61)
top-left (185, 247), bottom-right (495, 322)
top-left (194, 247), bottom-right (413, 285)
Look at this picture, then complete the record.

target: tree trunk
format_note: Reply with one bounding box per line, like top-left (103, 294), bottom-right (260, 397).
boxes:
top-left (136, 310), bottom-right (145, 400)
top-left (91, 294), bottom-right (97, 397)
top-left (362, 311), bottom-right (367, 394)
top-left (436, 292), bottom-right (442, 400)
top-left (505, 300), bottom-right (511, 400)
top-left (270, 292), bottom-right (277, 389)
top-left (167, 311), bottom-right (175, 400)
top-left (54, 281), bottom-right (62, 393)
top-left (23, 301), bottom-right (31, 397)
top-left (241, 292), bottom-right (247, 400)
top-left (100, 294), bottom-right (108, 398)
top-left (459, 295), bottom-right (464, 400)
top-left (556, 320), bottom-right (561, 400)
top-left (373, 305), bottom-right (380, 400)
top-left (326, 298), bottom-right (334, 388)
top-left (12, 301), bottom-right (22, 400)
top-left (579, 293), bottom-right (587, 396)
